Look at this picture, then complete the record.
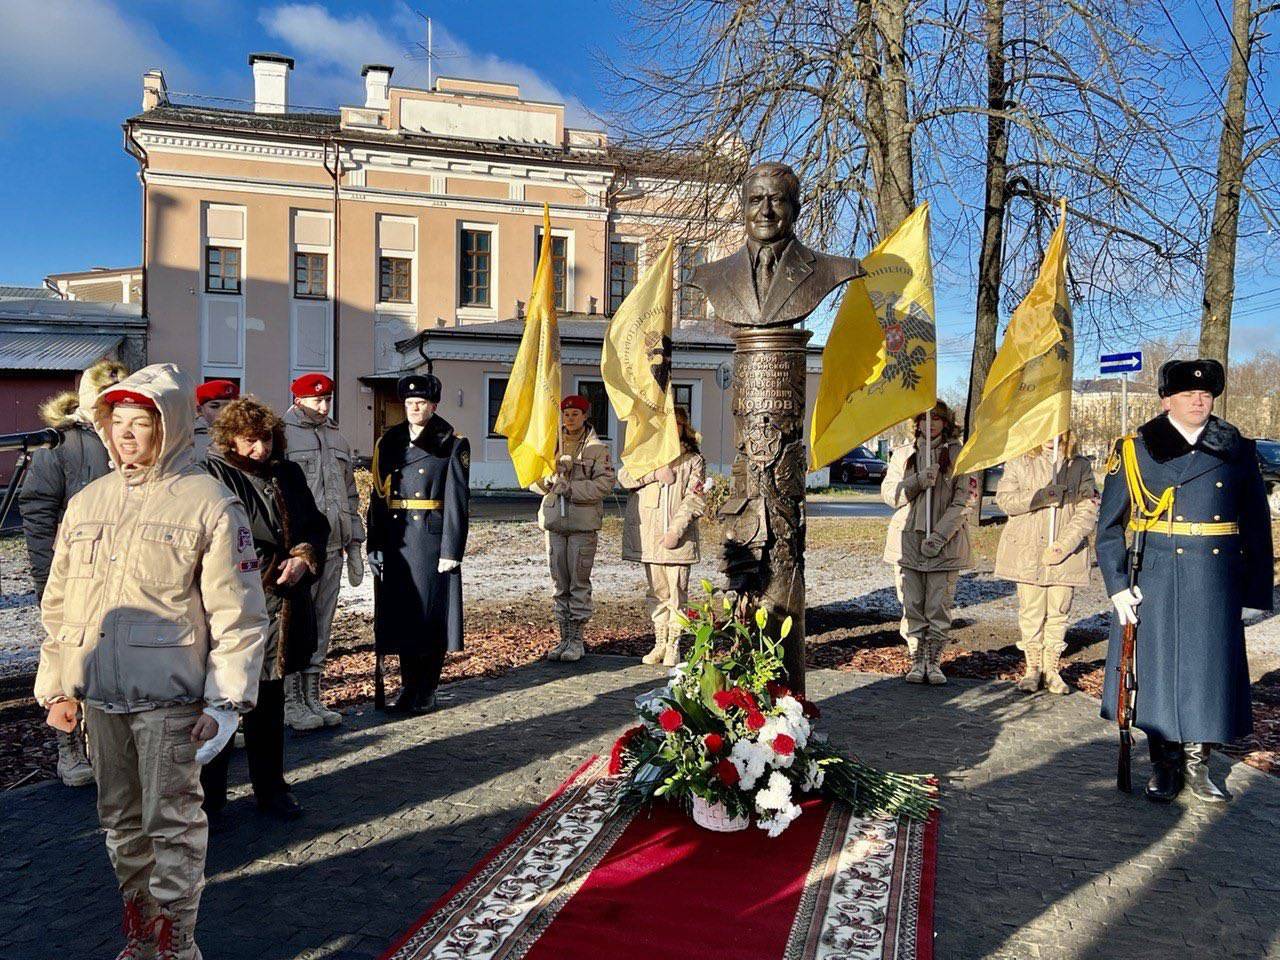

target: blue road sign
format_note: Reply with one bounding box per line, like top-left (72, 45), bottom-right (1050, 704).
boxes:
top-left (1100, 350), bottom-right (1142, 374)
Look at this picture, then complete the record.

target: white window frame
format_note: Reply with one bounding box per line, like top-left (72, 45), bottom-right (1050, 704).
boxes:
top-left (607, 234), bottom-right (643, 315)
top-left (457, 220), bottom-right (499, 321)
top-left (290, 209), bottom-right (334, 380)
top-left (574, 374), bottom-right (618, 460)
top-left (671, 378), bottom-right (703, 433)
top-left (534, 225), bottom-right (575, 314)
top-left (376, 214), bottom-right (417, 312)
top-left (200, 202), bottom-right (247, 381)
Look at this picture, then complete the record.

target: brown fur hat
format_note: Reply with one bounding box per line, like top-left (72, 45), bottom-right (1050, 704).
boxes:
top-left (212, 396), bottom-right (287, 457)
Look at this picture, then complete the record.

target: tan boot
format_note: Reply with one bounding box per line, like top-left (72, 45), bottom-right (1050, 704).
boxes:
top-left (661, 626), bottom-right (680, 667)
top-left (57, 725), bottom-right (94, 787)
top-left (904, 641), bottom-right (927, 684)
top-left (642, 624), bottom-right (668, 665)
top-left (1017, 643), bottom-right (1043, 693)
top-left (303, 672), bottom-right (342, 727)
top-left (924, 640), bottom-right (948, 685)
top-left (113, 893), bottom-right (157, 960)
top-left (152, 909), bottom-right (202, 960)
top-left (547, 618), bottom-right (572, 661)
top-left (1042, 647), bottom-right (1070, 695)
top-left (560, 620), bottom-right (586, 662)
top-left (284, 673), bottom-right (322, 732)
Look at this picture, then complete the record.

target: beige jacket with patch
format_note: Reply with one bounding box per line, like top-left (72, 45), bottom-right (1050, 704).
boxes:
top-left (530, 428), bottom-right (617, 534)
top-left (619, 450), bottom-right (706, 565)
top-left (283, 405), bottom-right (365, 552)
top-left (994, 450), bottom-right (1098, 587)
top-left (34, 364), bottom-right (270, 714)
top-left (881, 438), bottom-right (978, 572)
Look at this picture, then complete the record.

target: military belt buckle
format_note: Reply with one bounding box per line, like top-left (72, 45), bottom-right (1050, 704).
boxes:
top-left (1189, 522), bottom-right (1202, 535)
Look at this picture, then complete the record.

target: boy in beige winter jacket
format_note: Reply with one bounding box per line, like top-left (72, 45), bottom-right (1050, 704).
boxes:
top-left (35, 363), bottom-right (269, 960)
top-left (619, 409), bottom-right (706, 666)
top-left (531, 395), bottom-right (616, 661)
top-left (881, 402), bottom-right (979, 684)
top-left (994, 433), bottom-right (1098, 693)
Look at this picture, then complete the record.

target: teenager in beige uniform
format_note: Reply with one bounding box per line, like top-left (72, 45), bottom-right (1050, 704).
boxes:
top-left (620, 407), bottom-right (706, 667)
top-left (995, 432), bottom-right (1098, 694)
top-left (881, 401), bottom-right (978, 685)
top-left (532, 395), bottom-right (616, 662)
top-left (35, 364), bottom-right (269, 960)
top-left (282, 372), bottom-right (365, 730)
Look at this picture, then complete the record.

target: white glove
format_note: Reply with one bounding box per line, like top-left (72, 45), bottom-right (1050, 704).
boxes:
top-left (1110, 586), bottom-right (1143, 626)
top-left (368, 550), bottom-right (384, 580)
top-left (194, 707), bottom-right (239, 765)
top-left (346, 545), bottom-right (365, 587)
top-left (438, 558), bottom-right (460, 573)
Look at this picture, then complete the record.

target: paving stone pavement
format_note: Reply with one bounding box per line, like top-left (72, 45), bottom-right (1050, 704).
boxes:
top-left (3, 658), bottom-right (1279, 960)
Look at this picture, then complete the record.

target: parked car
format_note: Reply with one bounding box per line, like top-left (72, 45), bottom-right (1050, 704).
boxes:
top-left (830, 446), bottom-right (888, 484)
top-left (1256, 439), bottom-right (1280, 516)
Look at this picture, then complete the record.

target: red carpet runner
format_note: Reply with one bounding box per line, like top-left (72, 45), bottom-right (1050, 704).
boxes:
top-left (381, 757), bottom-right (938, 960)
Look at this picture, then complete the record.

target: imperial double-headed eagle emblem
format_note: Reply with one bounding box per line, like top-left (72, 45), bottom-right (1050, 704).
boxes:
top-left (867, 290), bottom-right (935, 393)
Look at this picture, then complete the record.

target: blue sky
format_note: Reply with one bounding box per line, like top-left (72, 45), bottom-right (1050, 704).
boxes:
top-left (0, 0), bottom-right (1276, 394)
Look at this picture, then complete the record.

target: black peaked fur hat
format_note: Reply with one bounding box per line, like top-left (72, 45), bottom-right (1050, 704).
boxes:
top-left (1157, 358), bottom-right (1224, 398)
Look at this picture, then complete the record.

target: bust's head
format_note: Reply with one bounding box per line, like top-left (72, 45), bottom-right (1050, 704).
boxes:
top-left (741, 162), bottom-right (801, 246)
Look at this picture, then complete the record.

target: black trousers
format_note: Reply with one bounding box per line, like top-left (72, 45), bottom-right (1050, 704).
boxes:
top-left (401, 645), bottom-right (446, 697)
top-left (201, 678), bottom-right (287, 805)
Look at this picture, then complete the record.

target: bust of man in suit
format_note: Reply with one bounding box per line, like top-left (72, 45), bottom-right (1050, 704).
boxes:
top-left (688, 161), bottom-right (864, 329)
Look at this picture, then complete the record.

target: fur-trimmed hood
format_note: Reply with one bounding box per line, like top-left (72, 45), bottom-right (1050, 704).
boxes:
top-left (1137, 413), bottom-right (1248, 464)
top-left (39, 359), bottom-right (129, 428)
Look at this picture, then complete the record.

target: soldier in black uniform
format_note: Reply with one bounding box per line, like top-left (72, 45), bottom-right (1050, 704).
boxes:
top-left (367, 369), bottom-right (470, 714)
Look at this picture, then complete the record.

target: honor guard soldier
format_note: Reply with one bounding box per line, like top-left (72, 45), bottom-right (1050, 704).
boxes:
top-left (193, 379), bottom-right (239, 463)
top-left (283, 373), bottom-right (365, 730)
top-left (1098, 358), bottom-right (1274, 803)
top-left (531, 395), bottom-right (616, 663)
top-left (367, 368), bottom-right (470, 714)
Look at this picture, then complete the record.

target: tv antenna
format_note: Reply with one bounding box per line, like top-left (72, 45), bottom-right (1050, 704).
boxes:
top-left (407, 11), bottom-right (461, 90)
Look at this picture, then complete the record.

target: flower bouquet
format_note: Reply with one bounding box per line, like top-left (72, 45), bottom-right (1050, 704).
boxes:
top-left (610, 583), bottom-right (937, 837)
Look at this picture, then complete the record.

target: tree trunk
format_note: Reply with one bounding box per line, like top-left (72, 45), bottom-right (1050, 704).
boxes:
top-left (965, 0), bottom-right (1009, 436)
top-left (1199, 0), bottom-right (1253, 375)
top-left (875, 0), bottom-right (916, 231)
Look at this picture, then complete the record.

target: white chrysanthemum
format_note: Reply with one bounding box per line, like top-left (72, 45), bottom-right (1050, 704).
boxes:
top-left (729, 738), bottom-right (770, 790)
top-left (800, 761), bottom-right (825, 793)
top-left (756, 788), bottom-right (803, 837)
top-left (754, 771), bottom-right (794, 812)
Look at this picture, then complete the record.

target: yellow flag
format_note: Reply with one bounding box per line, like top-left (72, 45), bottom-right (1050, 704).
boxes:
top-left (953, 208), bottom-right (1072, 475)
top-left (602, 238), bottom-right (681, 475)
top-left (494, 205), bottom-right (561, 487)
top-left (808, 203), bottom-right (936, 470)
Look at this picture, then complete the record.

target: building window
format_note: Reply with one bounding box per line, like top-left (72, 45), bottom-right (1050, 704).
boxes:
top-left (678, 245), bottom-right (706, 324)
top-left (460, 229), bottom-right (492, 307)
top-left (294, 252), bottom-right (328, 299)
top-left (534, 230), bottom-right (568, 311)
top-left (487, 377), bottom-right (509, 436)
top-left (379, 256), bottom-right (412, 303)
top-left (673, 383), bottom-right (694, 419)
top-left (205, 246), bottom-right (241, 294)
top-left (577, 380), bottom-right (611, 439)
top-left (609, 240), bottom-right (639, 314)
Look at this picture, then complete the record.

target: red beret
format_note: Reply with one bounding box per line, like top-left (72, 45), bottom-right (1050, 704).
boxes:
top-left (195, 379), bottom-right (239, 405)
top-left (561, 395), bottom-right (591, 412)
top-left (101, 389), bottom-right (157, 410)
top-left (291, 373), bottom-right (334, 398)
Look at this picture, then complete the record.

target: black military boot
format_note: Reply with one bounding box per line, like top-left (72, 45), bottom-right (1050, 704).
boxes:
top-left (1184, 743), bottom-right (1231, 803)
top-left (389, 657), bottom-right (423, 714)
top-left (1145, 736), bottom-right (1184, 803)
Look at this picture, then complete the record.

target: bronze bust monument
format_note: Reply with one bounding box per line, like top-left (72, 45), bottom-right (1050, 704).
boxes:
top-left (688, 161), bottom-right (863, 329)
top-left (688, 161), bottom-right (864, 693)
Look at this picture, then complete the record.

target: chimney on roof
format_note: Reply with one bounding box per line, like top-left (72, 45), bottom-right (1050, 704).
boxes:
top-left (142, 69), bottom-right (168, 111)
top-left (362, 64), bottom-right (393, 110)
top-left (249, 53), bottom-right (294, 114)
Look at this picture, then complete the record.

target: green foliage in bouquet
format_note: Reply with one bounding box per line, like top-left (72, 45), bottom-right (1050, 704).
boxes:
top-left (609, 582), bottom-right (937, 835)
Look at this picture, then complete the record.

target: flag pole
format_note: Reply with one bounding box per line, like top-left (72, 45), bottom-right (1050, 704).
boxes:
top-left (924, 410), bottom-right (933, 538)
top-left (1049, 433), bottom-right (1060, 543)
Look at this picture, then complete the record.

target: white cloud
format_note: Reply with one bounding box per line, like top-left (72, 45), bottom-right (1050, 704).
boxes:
top-left (0, 0), bottom-right (178, 113)
top-left (260, 2), bottom-right (593, 125)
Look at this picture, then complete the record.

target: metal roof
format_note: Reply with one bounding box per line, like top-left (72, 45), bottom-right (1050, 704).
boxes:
top-left (0, 285), bottom-right (60, 301)
top-left (0, 297), bottom-right (143, 324)
top-left (0, 332), bottom-right (124, 371)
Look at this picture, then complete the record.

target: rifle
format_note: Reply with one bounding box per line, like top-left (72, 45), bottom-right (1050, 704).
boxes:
top-left (1115, 527), bottom-right (1146, 793)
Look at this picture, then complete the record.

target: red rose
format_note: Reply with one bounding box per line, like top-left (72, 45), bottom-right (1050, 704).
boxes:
top-left (766, 681), bottom-right (792, 701)
top-left (608, 725), bottom-right (645, 775)
top-left (713, 690), bottom-right (736, 711)
top-left (733, 688), bottom-right (759, 712)
top-left (746, 711), bottom-right (765, 731)
top-left (716, 759), bottom-right (741, 786)
top-left (703, 733), bottom-right (725, 754)
top-left (772, 733), bottom-right (796, 756)
top-left (659, 708), bottom-right (684, 732)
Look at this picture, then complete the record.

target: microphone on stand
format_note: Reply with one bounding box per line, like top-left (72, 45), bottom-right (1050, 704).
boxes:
top-left (0, 428), bottom-right (63, 454)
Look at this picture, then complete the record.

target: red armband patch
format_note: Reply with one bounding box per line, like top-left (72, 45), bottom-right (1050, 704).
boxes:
top-left (239, 558), bottom-right (260, 572)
